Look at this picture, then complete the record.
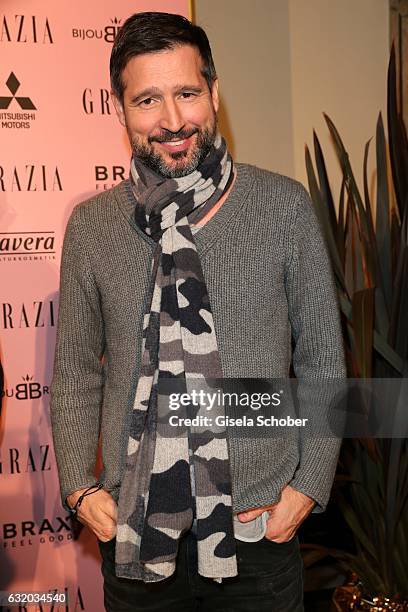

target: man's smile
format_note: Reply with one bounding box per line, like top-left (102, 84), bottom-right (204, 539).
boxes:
top-left (156, 134), bottom-right (194, 153)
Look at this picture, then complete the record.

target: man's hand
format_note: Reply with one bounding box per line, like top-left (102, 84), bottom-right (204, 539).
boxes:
top-left (67, 487), bottom-right (118, 542)
top-left (236, 484), bottom-right (315, 543)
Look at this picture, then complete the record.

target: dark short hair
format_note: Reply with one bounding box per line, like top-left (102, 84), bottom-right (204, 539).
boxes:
top-left (110, 12), bottom-right (217, 102)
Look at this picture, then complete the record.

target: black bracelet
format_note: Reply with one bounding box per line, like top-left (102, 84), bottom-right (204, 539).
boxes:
top-left (69, 483), bottom-right (103, 516)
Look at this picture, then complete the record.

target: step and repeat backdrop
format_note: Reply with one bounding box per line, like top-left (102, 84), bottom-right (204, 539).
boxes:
top-left (0, 1), bottom-right (189, 609)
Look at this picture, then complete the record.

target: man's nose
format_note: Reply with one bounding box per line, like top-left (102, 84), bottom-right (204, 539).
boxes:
top-left (159, 98), bottom-right (185, 134)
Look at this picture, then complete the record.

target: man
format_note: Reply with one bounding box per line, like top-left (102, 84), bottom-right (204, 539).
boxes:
top-left (50, 11), bottom-right (345, 612)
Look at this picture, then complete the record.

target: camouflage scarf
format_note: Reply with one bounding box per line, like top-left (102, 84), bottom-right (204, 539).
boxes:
top-left (115, 134), bottom-right (238, 582)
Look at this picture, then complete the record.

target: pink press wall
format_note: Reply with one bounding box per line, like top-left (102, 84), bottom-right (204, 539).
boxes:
top-left (0, 1), bottom-right (189, 610)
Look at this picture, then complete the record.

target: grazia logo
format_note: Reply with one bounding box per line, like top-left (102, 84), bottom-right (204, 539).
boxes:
top-left (0, 15), bottom-right (54, 43)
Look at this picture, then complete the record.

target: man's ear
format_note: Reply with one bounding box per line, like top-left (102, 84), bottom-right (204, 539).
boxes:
top-left (210, 78), bottom-right (219, 114)
top-left (111, 92), bottom-right (126, 127)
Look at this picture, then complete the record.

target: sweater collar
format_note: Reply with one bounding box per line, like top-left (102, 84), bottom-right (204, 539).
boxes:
top-left (114, 162), bottom-right (254, 255)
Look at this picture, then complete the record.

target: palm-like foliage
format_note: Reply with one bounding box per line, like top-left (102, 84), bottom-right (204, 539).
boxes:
top-left (305, 45), bottom-right (408, 598)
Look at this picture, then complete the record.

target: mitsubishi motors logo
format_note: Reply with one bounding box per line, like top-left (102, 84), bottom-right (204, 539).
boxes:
top-left (0, 72), bottom-right (36, 110)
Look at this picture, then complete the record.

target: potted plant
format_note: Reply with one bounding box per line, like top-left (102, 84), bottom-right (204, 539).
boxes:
top-left (304, 45), bottom-right (408, 610)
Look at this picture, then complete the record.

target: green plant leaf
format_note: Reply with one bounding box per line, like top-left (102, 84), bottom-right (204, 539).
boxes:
top-left (390, 208), bottom-right (401, 284)
top-left (338, 497), bottom-right (377, 560)
top-left (313, 130), bottom-right (343, 254)
top-left (305, 144), bottom-right (346, 292)
top-left (305, 46), bottom-right (408, 597)
top-left (339, 293), bottom-right (404, 373)
top-left (352, 289), bottom-right (374, 378)
top-left (376, 113), bottom-right (392, 320)
top-left (396, 441), bottom-right (408, 518)
top-left (387, 43), bottom-right (408, 220)
top-left (385, 437), bottom-right (404, 589)
top-left (350, 200), bottom-right (365, 293)
top-left (338, 178), bottom-right (346, 267)
top-left (324, 113), bottom-right (376, 287)
top-left (301, 548), bottom-right (331, 568)
top-left (389, 243), bottom-right (408, 358)
top-left (344, 197), bottom-right (355, 298)
top-left (362, 131), bottom-right (390, 339)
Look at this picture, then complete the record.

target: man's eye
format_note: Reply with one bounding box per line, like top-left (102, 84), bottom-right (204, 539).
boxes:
top-left (140, 98), bottom-right (154, 107)
top-left (181, 92), bottom-right (195, 99)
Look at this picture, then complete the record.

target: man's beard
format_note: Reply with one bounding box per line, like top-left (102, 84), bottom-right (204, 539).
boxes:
top-left (130, 122), bottom-right (217, 178)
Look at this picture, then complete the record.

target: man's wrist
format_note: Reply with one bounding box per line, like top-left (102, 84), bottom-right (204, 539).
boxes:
top-left (287, 484), bottom-right (316, 511)
top-left (66, 487), bottom-right (88, 509)
top-left (66, 484), bottom-right (102, 510)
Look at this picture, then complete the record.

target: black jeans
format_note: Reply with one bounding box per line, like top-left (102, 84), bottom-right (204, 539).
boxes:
top-left (98, 534), bottom-right (304, 612)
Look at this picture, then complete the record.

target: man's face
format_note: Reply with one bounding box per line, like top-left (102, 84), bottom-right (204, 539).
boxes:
top-left (112, 44), bottom-right (219, 178)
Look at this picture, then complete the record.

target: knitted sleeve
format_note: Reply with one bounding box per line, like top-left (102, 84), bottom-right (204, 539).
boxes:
top-left (285, 184), bottom-right (346, 511)
top-left (50, 205), bottom-right (105, 508)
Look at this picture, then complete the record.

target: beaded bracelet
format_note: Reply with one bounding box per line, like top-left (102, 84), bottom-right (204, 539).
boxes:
top-left (69, 483), bottom-right (103, 516)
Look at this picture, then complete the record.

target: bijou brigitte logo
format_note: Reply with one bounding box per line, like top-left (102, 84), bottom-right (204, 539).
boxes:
top-left (72, 16), bottom-right (121, 42)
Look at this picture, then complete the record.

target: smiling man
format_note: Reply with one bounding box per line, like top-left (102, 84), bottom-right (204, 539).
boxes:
top-left (50, 12), bottom-right (345, 612)
top-left (114, 44), bottom-right (218, 177)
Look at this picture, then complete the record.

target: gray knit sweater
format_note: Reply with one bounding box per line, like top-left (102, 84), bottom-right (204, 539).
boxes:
top-left (50, 163), bottom-right (346, 514)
